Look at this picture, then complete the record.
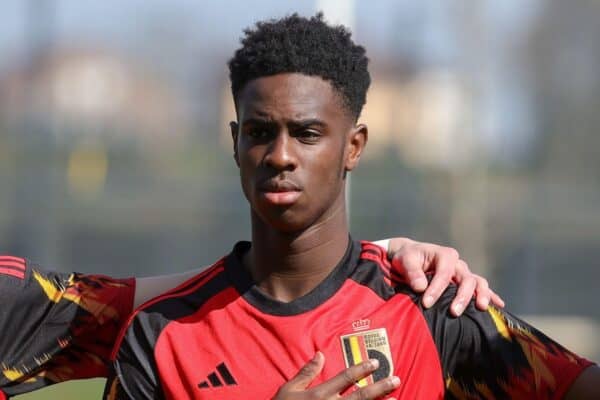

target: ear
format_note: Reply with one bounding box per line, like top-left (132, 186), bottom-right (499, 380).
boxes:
top-left (230, 121), bottom-right (240, 167)
top-left (344, 123), bottom-right (368, 172)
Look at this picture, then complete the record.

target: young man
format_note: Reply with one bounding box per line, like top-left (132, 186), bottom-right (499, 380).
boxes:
top-left (0, 240), bottom-right (499, 399)
top-left (108, 14), bottom-right (597, 400)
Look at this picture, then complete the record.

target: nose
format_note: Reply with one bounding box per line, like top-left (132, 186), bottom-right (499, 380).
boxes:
top-left (264, 132), bottom-right (297, 171)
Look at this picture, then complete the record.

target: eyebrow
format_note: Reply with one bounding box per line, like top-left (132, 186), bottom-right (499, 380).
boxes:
top-left (241, 117), bottom-right (327, 128)
top-left (288, 119), bottom-right (327, 129)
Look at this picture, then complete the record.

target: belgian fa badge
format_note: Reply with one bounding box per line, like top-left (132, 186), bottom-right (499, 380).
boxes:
top-left (340, 328), bottom-right (394, 387)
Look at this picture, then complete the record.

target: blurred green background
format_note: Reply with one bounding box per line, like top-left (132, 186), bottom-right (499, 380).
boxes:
top-left (2, 0), bottom-right (599, 398)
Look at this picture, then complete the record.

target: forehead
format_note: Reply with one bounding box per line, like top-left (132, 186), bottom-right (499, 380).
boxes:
top-left (235, 73), bottom-right (349, 122)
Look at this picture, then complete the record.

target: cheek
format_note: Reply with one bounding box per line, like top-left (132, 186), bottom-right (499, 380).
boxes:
top-left (237, 150), bottom-right (260, 199)
top-left (307, 146), bottom-right (346, 192)
top-left (316, 140), bottom-right (347, 178)
top-left (238, 144), bottom-right (262, 173)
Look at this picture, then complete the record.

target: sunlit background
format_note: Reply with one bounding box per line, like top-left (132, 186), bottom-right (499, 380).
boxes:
top-left (1, 0), bottom-right (599, 398)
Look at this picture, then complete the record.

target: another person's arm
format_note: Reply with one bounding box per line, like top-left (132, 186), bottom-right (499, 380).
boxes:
top-left (398, 284), bottom-right (597, 399)
top-left (564, 365), bottom-right (600, 399)
top-left (0, 256), bottom-right (134, 398)
top-left (374, 237), bottom-right (504, 315)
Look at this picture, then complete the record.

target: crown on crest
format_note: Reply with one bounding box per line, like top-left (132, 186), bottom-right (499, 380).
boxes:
top-left (352, 319), bottom-right (371, 331)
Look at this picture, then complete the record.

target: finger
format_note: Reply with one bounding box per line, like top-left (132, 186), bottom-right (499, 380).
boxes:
top-left (490, 290), bottom-right (505, 308)
top-left (344, 375), bottom-right (401, 400)
top-left (473, 277), bottom-right (491, 311)
top-left (312, 359), bottom-right (379, 396)
top-left (450, 271), bottom-right (478, 317)
top-left (285, 351), bottom-right (326, 390)
top-left (421, 249), bottom-right (458, 308)
top-left (390, 252), bottom-right (428, 292)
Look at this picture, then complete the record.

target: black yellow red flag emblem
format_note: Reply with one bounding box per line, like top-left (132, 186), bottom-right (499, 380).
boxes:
top-left (340, 328), bottom-right (394, 387)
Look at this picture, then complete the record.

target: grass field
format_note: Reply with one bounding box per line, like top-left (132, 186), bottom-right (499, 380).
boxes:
top-left (14, 379), bottom-right (105, 399)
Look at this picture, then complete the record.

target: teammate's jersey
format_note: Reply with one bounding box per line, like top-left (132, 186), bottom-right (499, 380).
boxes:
top-left (107, 240), bottom-right (592, 400)
top-left (0, 255), bottom-right (135, 399)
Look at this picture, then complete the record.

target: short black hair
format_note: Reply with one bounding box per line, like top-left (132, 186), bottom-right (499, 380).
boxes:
top-left (228, 13), bottom-right (370, 120)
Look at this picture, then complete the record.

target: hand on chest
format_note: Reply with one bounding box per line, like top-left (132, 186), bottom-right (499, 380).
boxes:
top-left (157, 299), bottom-right (415, 399)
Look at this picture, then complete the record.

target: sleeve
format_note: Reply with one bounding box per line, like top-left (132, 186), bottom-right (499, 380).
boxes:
top-left (104, 311), bottom-right (166, 400)
top-left (414, 286), bottom-right (594, 400)
top-left (0, 255), bottom-right (135, 398)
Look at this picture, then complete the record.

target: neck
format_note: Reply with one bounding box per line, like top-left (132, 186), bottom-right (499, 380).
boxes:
top-left (245, 200), bottom-right (350, 302)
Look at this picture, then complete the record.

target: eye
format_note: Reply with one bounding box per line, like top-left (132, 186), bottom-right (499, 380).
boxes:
top-left (295, 129), bottom-right (321, 143)
top-left (247, 128), bottom-right (272, 140)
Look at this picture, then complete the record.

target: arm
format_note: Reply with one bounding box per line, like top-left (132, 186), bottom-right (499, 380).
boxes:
top-left (105, 310), bottom-right (165, 400)
top-left (564, 365), bottom-right (600, 400)
top-left (374, 237), bottom-right (504, 315)
top-left (409, 285), bottom-right (595, 399)
top-left (0, 256), bottom-right (134, 398)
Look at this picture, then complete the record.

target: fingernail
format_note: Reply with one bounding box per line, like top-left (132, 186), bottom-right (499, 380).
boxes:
top-left (452, 301), bottom-right (464, 315)
top-left (391, 376), bottom-right (401, 386)
top-left (310, 351), bottom-right (324, 364)
top-left (413, 278), bottom-right (427, 291)
top-left (423, 295), bottom-right (434, 308)
top-left (369, 358), bottom-right (380, 369)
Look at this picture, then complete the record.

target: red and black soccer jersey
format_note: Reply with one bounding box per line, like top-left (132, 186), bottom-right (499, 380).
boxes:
top-left (0, 256), bottom-right (135, 399)
top-left (106, 240), bottom-right (593, 400)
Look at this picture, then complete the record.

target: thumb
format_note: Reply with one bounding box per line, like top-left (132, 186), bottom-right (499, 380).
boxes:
top-left (286, 351), bottom-right (325, 390)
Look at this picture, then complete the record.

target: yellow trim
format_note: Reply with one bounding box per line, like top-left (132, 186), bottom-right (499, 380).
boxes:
top-left (488, 307), bottom-right (511, 341)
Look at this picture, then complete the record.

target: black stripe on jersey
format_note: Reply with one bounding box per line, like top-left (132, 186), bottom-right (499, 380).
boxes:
top-left (216, 363), bottom-right (237, 385)
top-left (349, 253), bottom-right (396, 301)
top-left (342, 338), bottom-right (356, 366)
top-left (207, 372), bottom-right (222, 387)
top-left (159, 259), bottom-right (226, 300)
top-left (131, 267), bottom-right (231, 341)
top-left (225, 238), bottom-right (361, 316)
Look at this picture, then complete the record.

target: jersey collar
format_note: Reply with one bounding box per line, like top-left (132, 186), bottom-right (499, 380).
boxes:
top-left (224, 237), bottom-right (360, 316)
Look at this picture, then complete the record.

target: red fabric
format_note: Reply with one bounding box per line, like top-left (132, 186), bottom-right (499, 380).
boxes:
top-left (153, 281), bottom-right (444, 399)
top-left (0, 267), bottom-right (24, 279)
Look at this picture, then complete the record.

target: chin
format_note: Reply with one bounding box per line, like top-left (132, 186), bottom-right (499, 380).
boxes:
top-left (255, 206), bottom-right (314, 234)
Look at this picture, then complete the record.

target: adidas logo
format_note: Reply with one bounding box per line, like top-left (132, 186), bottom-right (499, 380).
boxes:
top-left (198, 362), bottom-right (237, 389)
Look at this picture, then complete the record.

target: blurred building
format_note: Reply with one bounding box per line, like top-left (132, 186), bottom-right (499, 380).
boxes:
top-left (1, 1), bottom-right (599, 371)
top-left (0, 47), bottom-right (190, 147)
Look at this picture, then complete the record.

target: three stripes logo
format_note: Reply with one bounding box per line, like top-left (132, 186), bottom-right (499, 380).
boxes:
top-left (0, 256), bottom-right (26, 280)
top-left (198, 362), bottom-right (237, 389)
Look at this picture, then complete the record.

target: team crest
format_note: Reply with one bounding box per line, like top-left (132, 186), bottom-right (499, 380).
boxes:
top-left (340, 328), bottom-right (394, 388)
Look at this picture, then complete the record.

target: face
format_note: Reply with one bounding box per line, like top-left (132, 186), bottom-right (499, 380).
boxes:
top-left (231, 73), bottom-right (367, 233)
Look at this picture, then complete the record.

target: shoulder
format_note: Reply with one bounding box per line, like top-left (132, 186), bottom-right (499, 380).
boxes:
top-left (348, 241), bottom-right (407, 299)
top-left (111, 258), bottom-right (230, 360)
top-left (107, 258), bottom-right (232, 400)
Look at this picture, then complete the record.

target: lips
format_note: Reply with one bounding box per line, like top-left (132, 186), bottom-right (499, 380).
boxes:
top-left (259, 180), bottom-right (302, 206)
